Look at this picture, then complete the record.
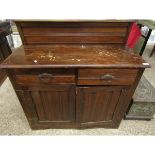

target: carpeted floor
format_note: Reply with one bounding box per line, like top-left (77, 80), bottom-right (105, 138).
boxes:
top-left (0, 44), bottom-right (155, 135)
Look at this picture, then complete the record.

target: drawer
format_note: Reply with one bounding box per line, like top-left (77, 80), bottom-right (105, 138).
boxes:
top-left (15, 69), bottom-right (75, 85)
top-left (78, 69), bottom-right (138, 85)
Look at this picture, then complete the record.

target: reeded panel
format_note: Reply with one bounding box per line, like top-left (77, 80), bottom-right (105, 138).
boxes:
top-left (77, 86), bottom-right (128, 124)
top-left (15, 21), bottom-right (132, 45)
top-left (19, 85), bottom-right (75, 122)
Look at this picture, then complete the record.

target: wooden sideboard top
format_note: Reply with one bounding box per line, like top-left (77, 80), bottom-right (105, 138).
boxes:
top-left (0, 45), bottom-right (149, 69)
top-left (0, 21), bottom-right (150, 69)
top-left (14, 19), bottom-right (134, 22)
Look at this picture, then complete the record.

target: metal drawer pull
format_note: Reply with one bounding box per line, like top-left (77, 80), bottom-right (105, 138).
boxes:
top-left (100, 74), bottom-right (115, 80)
top-left (38, 73), bottom-right (53, 82)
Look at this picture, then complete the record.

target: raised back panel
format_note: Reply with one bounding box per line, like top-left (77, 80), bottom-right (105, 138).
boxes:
top-left (15, 21), bottom-right (132, 45)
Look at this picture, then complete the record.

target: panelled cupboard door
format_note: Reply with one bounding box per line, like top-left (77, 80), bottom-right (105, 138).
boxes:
top-left (76, 86), bottom-right (129, 128)
top-left (17, 85), bottom-right (76, 123)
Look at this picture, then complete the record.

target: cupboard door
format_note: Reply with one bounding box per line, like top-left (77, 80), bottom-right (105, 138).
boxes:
top-left (18, 85), bottom-right (75, 123)
top-left (76, 86), bottom-right (129, 128)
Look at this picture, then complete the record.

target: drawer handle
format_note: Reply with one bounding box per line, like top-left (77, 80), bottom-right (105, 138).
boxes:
top-left (38, 73), bottom-right (53, 82)
top-left (100, 74), bottom-right (115, 80)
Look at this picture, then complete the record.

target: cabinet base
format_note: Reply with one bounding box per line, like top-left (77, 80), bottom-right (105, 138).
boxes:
top-left (28, 120), bottom-right (120, 130)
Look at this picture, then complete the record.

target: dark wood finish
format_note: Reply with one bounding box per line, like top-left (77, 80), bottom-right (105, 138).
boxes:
top-left (15, 21), bottom-right (131, 45)
top-left (17, 85), bottom-right (75, 122)
top-left (1, 45), bottom-right (147, 69)
top-left (76, 86), bottom-right (129, 128)
top-left (16, 74), bottom-right (75, 85)
top-left (14, 68), bottom-right (76, 85)
top-left (6, 69), bottom-right (76, 129)
top-left (15, 69), bottom-right (75, 85)
top-left (0, 29), bottom-right (12, 86)
top-left (78, 69), bottom-right (138, 85)
top-left (0, 20), bottom-right (149, 129)
top-left (113, 68), bottom-right (145, 126)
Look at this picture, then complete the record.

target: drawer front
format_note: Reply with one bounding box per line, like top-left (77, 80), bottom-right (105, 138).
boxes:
top-left (78, 69), bottom-right (138, 85)
top-left (15, 69), bottom-right (75, 85)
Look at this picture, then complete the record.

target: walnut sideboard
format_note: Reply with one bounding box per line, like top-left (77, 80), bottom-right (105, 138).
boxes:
top-left (0, 20), bottom-right (150, 129)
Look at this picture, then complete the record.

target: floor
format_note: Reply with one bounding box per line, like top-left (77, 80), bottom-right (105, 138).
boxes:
top-left (143, 45), bottom-right (155, 88)
top-left (0, 38), bottom-right (155, 135)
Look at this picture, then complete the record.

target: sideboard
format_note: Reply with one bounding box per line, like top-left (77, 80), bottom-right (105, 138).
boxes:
top-left (0, 20), bottom-right (150, 129)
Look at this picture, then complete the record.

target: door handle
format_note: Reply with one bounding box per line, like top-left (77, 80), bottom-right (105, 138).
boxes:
top-left (100, 74), bottom-right (115, 80)
top-left (38, 73), bottom-right (53, 82)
